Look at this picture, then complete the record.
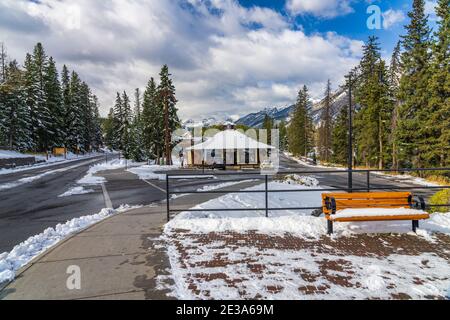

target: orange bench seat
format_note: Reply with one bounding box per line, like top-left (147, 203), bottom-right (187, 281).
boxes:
top-left (321, 192), bottom-right (429, 234)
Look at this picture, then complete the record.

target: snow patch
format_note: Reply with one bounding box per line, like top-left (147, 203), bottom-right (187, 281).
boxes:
top-left (127, 164), bottom-right (180, 180)
top-left (58, 186), bottom-right (94, 197)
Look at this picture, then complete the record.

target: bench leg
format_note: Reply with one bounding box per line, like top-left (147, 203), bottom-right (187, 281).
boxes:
top-left (327, 220), bottom-right (333, 235)
top-left (412, 220), bottom-right (419, 233)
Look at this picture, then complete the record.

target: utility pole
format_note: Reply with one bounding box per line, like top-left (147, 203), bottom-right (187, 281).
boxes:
top-left (347, 72), bottom-right (353, 192)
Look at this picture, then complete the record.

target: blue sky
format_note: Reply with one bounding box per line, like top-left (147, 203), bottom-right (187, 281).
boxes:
top-left (0, 0), bottom-right (439, 120)
top-left (239, 0), bottom-right (430, 56)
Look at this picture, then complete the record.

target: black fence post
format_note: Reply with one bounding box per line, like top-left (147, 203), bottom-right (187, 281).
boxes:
top-left (166, 175), bottom-right (170, 222)
top-left (366, 171), bottom-right (370, 192)
top-left (265, 175), bottom-right (269, 218)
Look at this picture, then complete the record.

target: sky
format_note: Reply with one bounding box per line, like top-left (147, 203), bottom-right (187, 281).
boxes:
top-left (0, 0), bottom-right (439, 120)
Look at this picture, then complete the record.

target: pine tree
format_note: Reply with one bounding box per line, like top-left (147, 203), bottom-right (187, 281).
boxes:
top-left (288, 85), bottom-right (313, 157)
top-left (426, 0), bottom-right (449, 167)
top-left (80, 82), bottom-right (92, 152)
top-left (331, 106), bottom-right (349, 165)
top-left (43, 57), bottom-right (63, 149)
top-left (0, 60), bottom-right (32, 150)
top-left (141, 77), bottom-right (161, 160)
top-left (32, 43), bottom-right (53, 152)
top-left (397, 0), bottom-right (432, 168)
top-left (60, 65), bottom-right (71, 151)
top-left (389, 41), bottom-right (403, 170)
top-left (121, 91), bottom-right (132, 158)
top-left (278, 120), bottom-right (288, 151)
top-left (0, 42), bottom-right (7, 84)
top-left (354, 36), bottom-right (394, 168)
top-left (262, 114), bottom-right (274, 145)
top-left (90, 95), bottom-right (103, 151)
top-left (318, 80), bottom-right (333, 162)
top-left (134, 88), bottom-right (141, 122)
top-left (157, 65), bottom-right (180, 165)
top-left (67, 71), bottom-right (84, 152)
top-left (23, 53), bottom-right (38, 151)
top-left (113, 92), bottom-right (124, 150)
top-left (103, 108), bottom-right (116, 150)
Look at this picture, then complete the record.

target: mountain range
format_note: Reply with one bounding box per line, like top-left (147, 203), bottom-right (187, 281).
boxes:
top-left (235, 87), bottom-right (348, 128)
top-left (183, 87), bottom-right (349, 129)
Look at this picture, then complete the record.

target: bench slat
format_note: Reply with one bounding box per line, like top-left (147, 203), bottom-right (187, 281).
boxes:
top-left (322, 192), bottom-right (411, 199)
top-left (327, 214), bottom-right (430, 222)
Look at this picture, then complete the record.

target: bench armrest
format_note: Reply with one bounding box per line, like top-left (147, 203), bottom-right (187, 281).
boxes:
top-left (324, 197), bottom-right (337, 215)
top-left (412, 196), bottom-right (426, 211)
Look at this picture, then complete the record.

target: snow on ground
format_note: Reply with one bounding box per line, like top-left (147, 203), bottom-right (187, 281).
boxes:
top-left (284, 152), bottom-right (345, 170)
top-left (160, 176), bottom-right (450, 300)
top-left (0, 170), bottom-right (57, 191)
top-left (75, 158), bottom-right (145, 186)
top-left (127, 164), bottom-right (180, 180)
top-left (165, 179), bottom-right (450, 239)
top-left (331, 208), bottom-right (428, 219)
top-left (0, 150), bottom-right (34, 159)
top-left (0, 152), bottom-right (110, 175)
top-left (159, 233), bottom-right (450, 299)
top-left (58, 186), bottom-right (94, 197)
top-left (196, 180), bottom-right (258, 192)
top-left (0, 157), bottom-right (101, 192)
top-left (371, 171), bottom-right (442, 187)
top-left (284, 152), bottom-right (444, 187)
top-left (0, 205), bottom-right (141, 284)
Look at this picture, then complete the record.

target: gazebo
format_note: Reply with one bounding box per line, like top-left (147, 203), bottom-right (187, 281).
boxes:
top-left (186, 129), bottom-right (275, 169)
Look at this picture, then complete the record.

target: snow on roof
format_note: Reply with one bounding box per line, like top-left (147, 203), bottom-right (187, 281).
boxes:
top-left (187, 130), bottom-right (275, 150)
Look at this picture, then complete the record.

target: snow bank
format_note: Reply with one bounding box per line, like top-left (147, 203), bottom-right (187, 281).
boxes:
top-left (127, 164), bottom-right (179, 180)
top-left (77, 158), bottom-right (139, 185)
top-left (58, 186), bottom-right (94, 197)
top-left (0, 152), bottom-right (109, 176)
top-left (280, 174), bottom-right (319, 187)
top-left (0, 150), bottom-right (34, 159)
top-left (0, 205), bottom-right (139, 284)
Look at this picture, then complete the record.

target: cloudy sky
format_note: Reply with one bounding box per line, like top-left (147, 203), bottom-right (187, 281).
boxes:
top-left (0, 0), bottom-right (438, 120)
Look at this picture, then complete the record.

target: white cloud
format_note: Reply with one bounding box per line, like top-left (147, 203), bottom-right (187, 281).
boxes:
top-left (286, 0), bottom-right (354, 18)
top-left (0, 0), bottom-right (362, 120)
top-left (382, 9), bottom-right (406, 29)
top-left (424, 0), bottom-right (437, 20)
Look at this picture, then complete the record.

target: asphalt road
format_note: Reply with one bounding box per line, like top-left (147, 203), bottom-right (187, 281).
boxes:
top-left (0, 152), bottom-right (444, 252)
top-left (0, 155), bottom-right (221, 252)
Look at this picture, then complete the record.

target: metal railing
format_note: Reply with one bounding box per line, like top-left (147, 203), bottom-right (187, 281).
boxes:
top-left (165, 168), bottom-right (450, 221)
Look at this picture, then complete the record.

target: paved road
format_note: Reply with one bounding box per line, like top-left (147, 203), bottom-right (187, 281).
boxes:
top-left (0, 152), bottom-right (443, 252)
top-left (0, 156), bottom-right (232, 252)
top-left (278, 154), bottom-right (440, 199)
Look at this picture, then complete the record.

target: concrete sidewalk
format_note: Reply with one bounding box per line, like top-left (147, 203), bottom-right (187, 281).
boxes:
top-left (0, 205), bottom-right (171, 300)
top-left (0, 179), bottom-right (260, 300)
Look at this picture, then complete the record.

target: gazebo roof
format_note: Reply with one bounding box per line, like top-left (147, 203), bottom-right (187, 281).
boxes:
top-left (187, 129), bottom-right (275, 150)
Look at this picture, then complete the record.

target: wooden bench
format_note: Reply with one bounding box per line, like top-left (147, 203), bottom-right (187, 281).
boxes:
top-left (321, 192), bottom-right (430, 234)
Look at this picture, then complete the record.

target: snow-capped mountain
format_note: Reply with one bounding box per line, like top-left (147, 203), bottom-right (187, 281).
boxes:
top-left (235, 106), bottom-right (295, 128)
top-left (236, 88), bottom-right (349, 128)
top-left (183, 117), bottom-right (235, 128)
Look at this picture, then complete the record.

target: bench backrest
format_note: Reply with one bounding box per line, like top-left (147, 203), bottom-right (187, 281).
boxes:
top-left (321, 192), bottom-right (412, 215)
